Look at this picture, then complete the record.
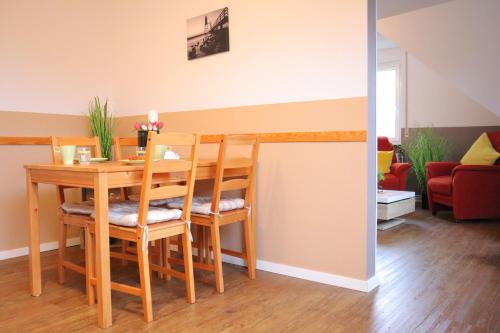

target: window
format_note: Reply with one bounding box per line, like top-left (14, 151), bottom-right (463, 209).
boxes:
top-left (377, 53), bottom-right (405, 144)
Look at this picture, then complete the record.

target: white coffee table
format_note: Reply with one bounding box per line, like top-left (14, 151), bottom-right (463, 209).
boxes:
top-left (377, 190), bottom-right (415, 230)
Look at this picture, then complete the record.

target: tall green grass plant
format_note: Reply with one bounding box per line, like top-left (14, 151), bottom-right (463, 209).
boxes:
top-left (88, 97), bottom-right (114, 159)
top-left (403, 128), bottom-right (447, 194)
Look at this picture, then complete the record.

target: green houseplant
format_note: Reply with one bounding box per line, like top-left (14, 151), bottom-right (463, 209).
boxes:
top-left (88, 97), bottom-right (114, 160)
top-left (403, 128), bottom-right (447, 208)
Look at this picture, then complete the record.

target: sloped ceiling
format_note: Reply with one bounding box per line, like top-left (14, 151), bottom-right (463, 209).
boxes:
top-left (377, 0), bottom-right (455, 19)
top-left (378, 0), bottom-right (500, 118)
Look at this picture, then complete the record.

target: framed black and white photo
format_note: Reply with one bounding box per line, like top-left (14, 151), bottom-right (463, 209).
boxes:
top-left (187, 7), bottom-right (229, 60)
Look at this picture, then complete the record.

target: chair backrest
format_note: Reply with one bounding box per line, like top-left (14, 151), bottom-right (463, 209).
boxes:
top-left (137, 131), bottom-right (200, 227)
top-left (113, 137), bottom-right (140, 199)
top-left (50, 136), bottom-right (102, 203)
top-left (377, 136), bottom-right (397, 163)
top-left (487, 131), bottom-right (500, 153)
top-left (50, 136), bottom-right (102, 164)
top-left (113, 137), bottom-right (137, 160)
top-left (211, 134), bottom-right (260, 214)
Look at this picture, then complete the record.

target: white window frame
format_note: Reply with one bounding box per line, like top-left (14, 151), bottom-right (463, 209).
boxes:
top-left (377, 48), bottom-right (406, 144)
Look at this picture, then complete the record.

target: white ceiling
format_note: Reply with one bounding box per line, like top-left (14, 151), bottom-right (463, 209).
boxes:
top-left (377, 0), bottom-right (456, 19)
top-left (378, 0), bottom-right (500, 118)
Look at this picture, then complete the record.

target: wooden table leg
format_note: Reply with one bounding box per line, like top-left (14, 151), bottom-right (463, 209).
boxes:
top-left (26, 169), bottom-right (41, 296)
top-left (94, 173), bottom-right (112, 328)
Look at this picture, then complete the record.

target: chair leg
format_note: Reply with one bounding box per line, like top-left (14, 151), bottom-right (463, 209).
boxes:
top-left (204, 228), bottom-right (211, 265)
top-left (85, 228), bottom-right (96, 305)
top-left (163, 237), bottom-right (171, 281)
top-left (177, 235), bottom-right (183, 255)
top-left (210, 223), bottom-right (224, 293)
top-left (182, 229), bottom-right (195, 304)
top-left (121, 240), bottom-right (128, 266)
top-left (243, 217), bottom-right (256, 280)
top-left (137, 237), bottom-right (153, 322)
top-left (57, 222), bottom-right (67, 284)
top-left (197, 226), bottom-right (204, 264)
top-left (157, 240), bottom-right (164, 280)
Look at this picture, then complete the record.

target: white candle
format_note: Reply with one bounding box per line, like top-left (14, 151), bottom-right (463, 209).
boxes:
top-left (148, 110), bottom-right (158, 123)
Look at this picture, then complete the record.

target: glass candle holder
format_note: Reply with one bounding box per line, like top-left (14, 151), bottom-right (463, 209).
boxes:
top-left (77, 147), bottom-right (91, 164)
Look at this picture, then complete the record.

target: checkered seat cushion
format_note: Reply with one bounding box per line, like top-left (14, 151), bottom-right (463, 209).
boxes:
top-left (90, 201), bottom-right (182, 227)
top-left (166, 196), bottom-right (245, 215)
top-left (61, 201), bottom-right (95, 215)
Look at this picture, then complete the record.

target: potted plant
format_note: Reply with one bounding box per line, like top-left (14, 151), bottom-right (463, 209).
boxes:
top-left (377, 170), bottom-right (385, 192)
top-left (403, 128), bottom-right (447, 209)
top-left (88, 97), bottom-right (114, 160)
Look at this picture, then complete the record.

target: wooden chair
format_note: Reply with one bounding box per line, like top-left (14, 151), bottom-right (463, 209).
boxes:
top-left (112, 137), bottom-right (173, 276)
top-left (186, 134), bottom-right (259, 293)
top-left (50, 136), bottom-right (101, 297)
top-left (87, 132), bottom-right (199, 322)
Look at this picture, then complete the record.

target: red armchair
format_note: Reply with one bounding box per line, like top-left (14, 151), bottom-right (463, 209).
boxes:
top-left (378, 136), bottom-right (411, 190)
top-left (426, 132), bottom-right (500, 221)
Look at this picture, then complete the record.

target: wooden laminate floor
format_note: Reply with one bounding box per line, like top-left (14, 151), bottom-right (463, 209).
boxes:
top-left (0, 210), bottom-right (499, 332)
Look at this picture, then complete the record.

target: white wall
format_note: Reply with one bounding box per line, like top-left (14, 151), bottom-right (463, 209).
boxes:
top-left (406, 54), bottom-right (499, 127)
top-left (0, 0), bottom-right (368, 117)
top-left (111, 0), bottom-right (368, 115)
top-left (378, 47), bottom-right (500, 128)
top-left (0, 0), bottom-right (113, 115)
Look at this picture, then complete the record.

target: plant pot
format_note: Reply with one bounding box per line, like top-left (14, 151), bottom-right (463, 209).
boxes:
top-left (421, 192), bottom-right (429, 209)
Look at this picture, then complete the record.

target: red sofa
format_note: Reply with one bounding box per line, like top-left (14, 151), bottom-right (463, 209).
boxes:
top-left (378, 136), bottom-right (410, 191)
top-left (426, 132), bottom-right (500, 221)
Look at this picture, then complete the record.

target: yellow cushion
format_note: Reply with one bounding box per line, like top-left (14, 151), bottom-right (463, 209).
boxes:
top-left (460, 133), bottom-right (500, 165)
top-left (378, 150), bottom-right (394, 174)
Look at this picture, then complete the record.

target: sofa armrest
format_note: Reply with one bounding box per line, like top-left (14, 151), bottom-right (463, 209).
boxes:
top-left (451, 164), bottom-right (500, 220)
top-left (426, 162), bottom-right (461, 179)
top-left (452, 164), bottom-right (500, 177)
top-left (390, 163), bottom-right (410, 176)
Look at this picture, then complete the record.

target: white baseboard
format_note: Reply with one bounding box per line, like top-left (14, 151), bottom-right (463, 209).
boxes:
top-left (0, 237), bottom-right (80, 261)
top-left (0, 240), bottom-right (379, 293)
top-left (177, 245), bottom-right (380, 293)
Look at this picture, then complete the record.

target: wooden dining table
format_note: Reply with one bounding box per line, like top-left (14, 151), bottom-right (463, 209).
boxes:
top-left (25, 160), bottom-right (255, 328)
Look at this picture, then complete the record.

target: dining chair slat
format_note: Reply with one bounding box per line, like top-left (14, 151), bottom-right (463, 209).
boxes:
top-left (224, 135), bottom-right (259, 145)
top-left (149, 185), bottom-right (188, 201)
top-left (152, 160), bottom-right (192, 173)
top-left (219, 178), bottom-right (250, 191)
top-left (155, 132), bottom-right (197, 146)
top-left (223, 157), bottom-right (253, 169)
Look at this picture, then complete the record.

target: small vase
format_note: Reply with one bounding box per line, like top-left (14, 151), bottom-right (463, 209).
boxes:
top-left (137, 130), bottom-right (148, 148)
top-left (137, 130), bottom-right (160, 148)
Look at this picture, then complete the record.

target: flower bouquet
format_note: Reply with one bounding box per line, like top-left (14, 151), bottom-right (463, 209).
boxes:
top-left (133, 121), bottom-right (164, 148)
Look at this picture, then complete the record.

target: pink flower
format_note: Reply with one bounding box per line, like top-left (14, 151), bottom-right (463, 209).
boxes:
top-left (157, 121), bottom-right (164, 129)
top-left (133, 122), bottom-right (141, 130)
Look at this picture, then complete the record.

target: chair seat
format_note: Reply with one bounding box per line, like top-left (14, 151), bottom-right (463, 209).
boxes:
top-left (428, 176), bottom-right (452, 195)
top-left (61, 201), bottom-right (95, 215)
top-left (89, 201), bottom-right (182, 227)
top-left (166, 196), bottom-right (245, 215)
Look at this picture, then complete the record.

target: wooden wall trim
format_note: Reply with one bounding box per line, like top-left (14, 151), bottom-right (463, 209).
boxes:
top-left (0, 137), bottom-right (52, 145)
top-left (0, 131), bottom-right (366, 145)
